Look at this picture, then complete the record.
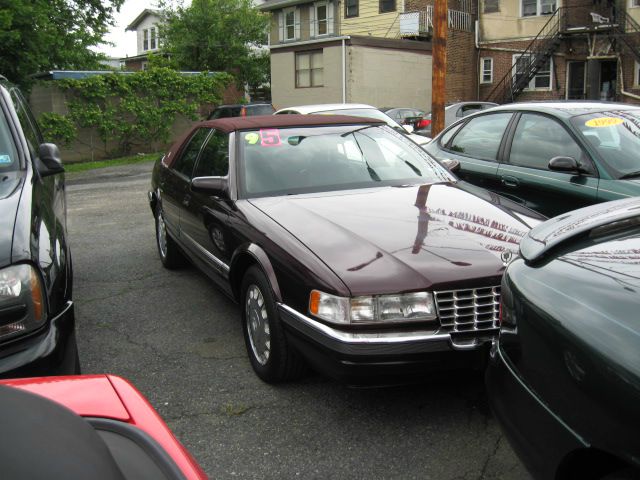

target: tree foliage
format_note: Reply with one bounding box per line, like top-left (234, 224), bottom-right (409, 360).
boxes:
top-left (0, 0), bottom-right (124, 87)
top-left (39, 67), bottom-right (232, 157)
top-left (160, 0), bottom-right (270, 88)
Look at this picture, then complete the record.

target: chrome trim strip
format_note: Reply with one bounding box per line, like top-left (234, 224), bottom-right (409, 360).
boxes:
top-left (51, 300), bottom-right (73, 321)
top-left (181, 231), bottom-right (231, 273)
top-left (277, 304), bottom-right (450, 344)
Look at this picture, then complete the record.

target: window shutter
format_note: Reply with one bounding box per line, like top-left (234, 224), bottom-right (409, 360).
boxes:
top-left (310, 5), bottom-right (316, 37)
top-left (278, 12), bottom-right (284, 41)
top-left (328, 2), bottom-right (335, 34)
top-left (294, 8), bottom-right (301, 39)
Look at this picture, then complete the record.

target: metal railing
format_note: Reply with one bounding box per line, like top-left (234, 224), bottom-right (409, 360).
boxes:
top-left (611, 9), bottom-right (640, 63)
top-left (485, 7), bottom-right (564, 104)
top-left (399, 6), bottom-right (473, 35)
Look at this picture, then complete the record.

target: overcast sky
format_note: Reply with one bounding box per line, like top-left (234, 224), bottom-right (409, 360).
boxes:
top-left (98, 0), bottom-right (190, 59)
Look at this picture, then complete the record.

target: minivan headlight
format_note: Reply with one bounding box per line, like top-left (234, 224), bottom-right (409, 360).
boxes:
top-left (309, 290), bottom-right (437, 325)
top-left (0, 265), bottom-right (46, 340)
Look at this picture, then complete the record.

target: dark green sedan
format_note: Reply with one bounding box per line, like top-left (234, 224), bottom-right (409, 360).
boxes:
top-left (487, 198), bottom-right (640, 479)
top-left (424, 102), bottom-right (640, 217)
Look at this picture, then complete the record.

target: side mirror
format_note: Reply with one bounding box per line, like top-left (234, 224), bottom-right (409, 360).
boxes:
top-left (441, 158), bottom-right (461, 173)
top-left (403, 124), bottom-right (415, 134)
top-left (37, 143), bottom-right (65, 177)
top-left (548, 156), bottom-right (580, 173)
top-left (191, 176), bottom-right (229, 198)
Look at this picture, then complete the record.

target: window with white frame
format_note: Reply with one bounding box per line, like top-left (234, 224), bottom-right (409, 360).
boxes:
top-left (522, 0), bottom-right (555, 16)
top-left (143, 29), bottom-right (149, 51)
top-left (279, 7), bottom-right (300, 41)
top-left (512, 54), bottom-right (552, 90)
top-left (631, 0), bottom-right (640, 7)
top-left (480, 57), bottom-right (493, 84)
top-left (143, 27), bottom-right (159, 51)
top-left (310, 1), bottom-right (334, 37)
top-left (296, 50), bottom-right (323, 87)
top-left (150, 27), bottom-right (157, 50)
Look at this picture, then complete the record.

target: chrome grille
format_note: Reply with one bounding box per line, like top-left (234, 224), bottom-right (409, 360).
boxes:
top-left (434, 286), bottom-right (500, 332)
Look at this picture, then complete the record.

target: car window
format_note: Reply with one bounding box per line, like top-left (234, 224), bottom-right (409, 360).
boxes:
top-left (193, 130), bottom-right (229, 177)
top-left (571, 110), bottom-right (640, 177)
top-left (238, 125), bottom-right (453, 197)
top-left (440, 123), bottom-right (464, 147)
top-left (247, 105), bottom-right (275, 116)
top-left (10, 89), bottom-right (42, 157)
top-left (0, 107), bottom-right (19, 172)
top-left (172, 128), bottom-right (211, 178)
top-left (509, 114), bottom-right (584, 170)
top-left (447, 113), bottom-right (512, 161)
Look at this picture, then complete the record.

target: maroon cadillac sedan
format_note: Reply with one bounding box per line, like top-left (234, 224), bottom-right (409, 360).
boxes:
top-left (149, 114), bottom-right (545, 385)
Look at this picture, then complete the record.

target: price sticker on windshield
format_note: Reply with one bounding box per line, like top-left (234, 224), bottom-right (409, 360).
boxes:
top-left (585, 117), bottom-right (624, 128)
top-left (259, 129), bottom-right (282, 147)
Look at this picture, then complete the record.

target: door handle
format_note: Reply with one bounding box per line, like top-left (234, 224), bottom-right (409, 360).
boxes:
top-left (182, 194), bottom-right (191, 207)
top-left (501, 175), bottom-right (519, 188)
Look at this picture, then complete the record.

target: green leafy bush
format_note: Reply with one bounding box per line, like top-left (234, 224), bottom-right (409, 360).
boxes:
top-left (38, 112), bottom-right (77, 146)
top-left (42, 67), bottom-right (232, 157)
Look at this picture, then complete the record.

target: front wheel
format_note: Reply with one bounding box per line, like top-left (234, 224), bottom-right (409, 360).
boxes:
top-left (155, 205), bottom-right (185, 269)
top-left (241, 266), bottom-right (306, 383)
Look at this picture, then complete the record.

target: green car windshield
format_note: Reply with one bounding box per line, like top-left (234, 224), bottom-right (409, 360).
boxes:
top-left (571, 110), bottom-right (640, 178)
top-left (238, 124), bottom-right (452, 198)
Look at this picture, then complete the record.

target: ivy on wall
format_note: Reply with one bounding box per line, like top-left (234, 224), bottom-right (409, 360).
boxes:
top-left (38, 66), bottom-right (232, 158)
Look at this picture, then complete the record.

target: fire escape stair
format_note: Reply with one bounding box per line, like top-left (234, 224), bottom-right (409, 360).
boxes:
top-left (609, 10), bottom-right (640, 65)
top-left (485, 8), bottom-right (563, 104)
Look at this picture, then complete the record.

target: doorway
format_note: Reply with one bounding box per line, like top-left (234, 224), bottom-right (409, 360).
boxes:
top-left (587, 59), bottom-right (617, 100)
top-left (567, 61), bottom-right (586, 99)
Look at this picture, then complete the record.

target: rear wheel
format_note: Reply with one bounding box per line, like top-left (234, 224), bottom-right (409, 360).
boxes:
top-left (241, 266), bottom-right (306, 383)
top-left (155, 205), bottom-right (185, 269)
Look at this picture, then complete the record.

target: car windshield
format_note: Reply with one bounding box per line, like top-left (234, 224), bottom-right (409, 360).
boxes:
top-left (0, 109), bottom-right (19, 173)
top-left (313, 108), bottom-right (406, 133)
top-left (247, 104), bottom-right (275, 116)
top-left (238, 124), bottom-right (453, 198)
top-left (571, 110), bottom-right (640, 178)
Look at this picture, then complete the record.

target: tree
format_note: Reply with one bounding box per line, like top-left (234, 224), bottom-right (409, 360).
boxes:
top-left (0, 0), bottom-right (124, 87)
top-left (160, 0), bottom-right (270, 88)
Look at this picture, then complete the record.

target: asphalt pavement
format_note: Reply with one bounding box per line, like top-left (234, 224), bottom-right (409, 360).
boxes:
top-left (66, 161), bottom-right (531, 479)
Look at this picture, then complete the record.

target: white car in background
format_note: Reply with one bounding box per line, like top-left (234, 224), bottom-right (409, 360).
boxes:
top-left (274, 103), bottom-right (431, 146)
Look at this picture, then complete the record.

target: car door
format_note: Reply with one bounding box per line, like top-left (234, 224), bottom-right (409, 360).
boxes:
top-left (180, 129), bottom-right (235, 290)
top-left (427, 112), bottom-right (513, 192)
top-left (160, 128), bottom-right (210, 240)
top-left (497, 113), bottom-right (599, 217)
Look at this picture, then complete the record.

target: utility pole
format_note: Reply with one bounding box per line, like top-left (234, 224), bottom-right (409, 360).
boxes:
top-left (431, 0), bottom-right (448, 137)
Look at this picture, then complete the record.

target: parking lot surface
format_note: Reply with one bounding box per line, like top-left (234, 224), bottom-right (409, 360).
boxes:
top-left (67, 161), bottom-right (531, 479)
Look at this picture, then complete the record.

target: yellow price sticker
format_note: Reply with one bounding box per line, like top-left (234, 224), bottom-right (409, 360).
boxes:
top-left (585, 117), bottom-right (624, 128)
top-left (244, 132), bottom-right (260, 144)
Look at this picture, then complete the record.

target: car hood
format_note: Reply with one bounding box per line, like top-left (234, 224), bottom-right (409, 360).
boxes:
top-left (249, 183), bottom-right (530, 295)
top-left (0, 176), bottom-right (24, 268)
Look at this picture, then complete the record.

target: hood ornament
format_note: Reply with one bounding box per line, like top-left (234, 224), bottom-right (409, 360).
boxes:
top-left (500, 250), bottom-right (514, 267)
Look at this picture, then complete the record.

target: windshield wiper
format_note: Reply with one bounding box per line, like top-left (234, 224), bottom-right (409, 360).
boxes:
top-left (404, 160), bottom-right (422, 176)
top-left (619, 170), bottom-right (640, 179)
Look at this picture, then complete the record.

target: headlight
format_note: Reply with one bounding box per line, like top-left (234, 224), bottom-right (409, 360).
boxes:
top-left (309, 290), bottom-right (437, 325)
top-left (0, 264), bottom-right (47, 341)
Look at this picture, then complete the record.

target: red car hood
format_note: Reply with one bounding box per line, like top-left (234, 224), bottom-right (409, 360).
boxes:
top-left (1, 375), bottom-right (206, 480)
top-left (249, 183), bottom-right (530, 295)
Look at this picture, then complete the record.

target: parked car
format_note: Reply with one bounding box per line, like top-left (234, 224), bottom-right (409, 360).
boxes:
top-left (273, 103), bottom-right (431, 146)
top-left (487, 197), bottom-right (640, 480)
top-left (380, 107), bottom-right (427, 127)
top-left (0, 76), bottom-right (77, 378)
top-left (424, 101), bottom-right (640, 218)
top-left (208, 102), bottom-right (275, 119)
top-left (149, 114), bottom-right (545, 385)
top-left (0, 375), bottom-right (207, 479)
top-left (416, 101), bottom-right (498, 137)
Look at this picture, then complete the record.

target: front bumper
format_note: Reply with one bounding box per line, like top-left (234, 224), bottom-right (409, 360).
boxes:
top-left (278, 304), bottom-right (493, 385)
top-left (0, 301), bottom-right (78, 378)
top-left (485, 341), bottom-right (587, 480)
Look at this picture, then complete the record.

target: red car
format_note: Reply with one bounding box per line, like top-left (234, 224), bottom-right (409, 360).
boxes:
top-left (0, 375), bottom-right (207, 479)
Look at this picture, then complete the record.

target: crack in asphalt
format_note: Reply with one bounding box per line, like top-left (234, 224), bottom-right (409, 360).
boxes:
top-left (479, 435), bottom-right (502, 479)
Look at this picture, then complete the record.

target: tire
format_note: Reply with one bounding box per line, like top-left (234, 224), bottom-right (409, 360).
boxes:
top-left (241, 266), bottom-right (306, 383)
top-left (155, 205), bottom-right (185, 269)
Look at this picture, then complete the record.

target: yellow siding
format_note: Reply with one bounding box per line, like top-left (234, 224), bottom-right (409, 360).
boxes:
top-left (341, 0), bottom-right (400, 38)
top-left (629, 5), bottom-right (640, 25)
top-left (480, 0), bottom-right (553, 42)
